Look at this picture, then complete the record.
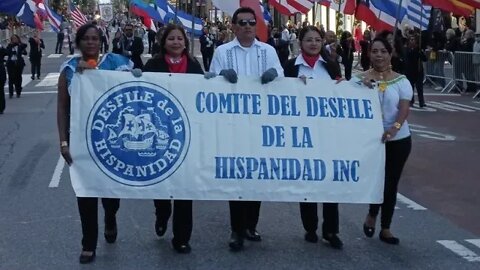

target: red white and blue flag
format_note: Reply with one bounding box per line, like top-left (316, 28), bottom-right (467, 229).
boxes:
top-left (69, 2), bottom-right (88, 28)
top-left (316, 0), bottom-right (356, 14)
top-left (44, 0), bottom-right (63, 33)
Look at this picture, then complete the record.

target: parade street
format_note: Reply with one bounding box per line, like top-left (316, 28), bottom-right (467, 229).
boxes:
top-left (0, 31), bottom-right (479, 270)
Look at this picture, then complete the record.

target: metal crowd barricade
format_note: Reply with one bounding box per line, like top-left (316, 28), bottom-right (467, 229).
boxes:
top-left (453, 51), bottom-right (480, 99)
top-left (424, 49), bottom-right (457, 93)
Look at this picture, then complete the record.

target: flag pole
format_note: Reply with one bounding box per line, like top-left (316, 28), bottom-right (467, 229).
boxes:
top-left (394, 0), bottom-right (404, 30)
top-left (190, 0), bottom-right (196, 56)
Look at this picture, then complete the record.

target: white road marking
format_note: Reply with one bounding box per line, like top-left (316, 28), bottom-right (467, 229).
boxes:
top-left (396, 193), bottom-right (427, 210)
top-left (466, 239), bottom-right (480, 249)
top-left (437, 240), bottom-right (480, 262)
top-left (48, 54), bottom-right (63, 58)
top-left (22, 74), bottom-right (32, 87)
top-left (422, 93), bottom-right (461, 96)
top-left (443, 101), bottom-right (480, 111)
top-left (49, 156), bottom-right (65, 188)
top-left (427, 101), bottom-right (474, 112)
top-left (67, 54), bottom-right (80, 58)
top-left (409, 124), bottom-right (456, 141)
top-left (35, 72), bottom-right (60, 87)
top-left (142, 54), bottom-right (152, 58)
top-left (4, 90), bottom-right (57, 95)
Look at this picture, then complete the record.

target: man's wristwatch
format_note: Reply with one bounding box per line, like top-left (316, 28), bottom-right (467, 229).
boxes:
top-left (393, 122), bottom-right (402, 130)
top-left (60, 141), bottom-right (68, 147)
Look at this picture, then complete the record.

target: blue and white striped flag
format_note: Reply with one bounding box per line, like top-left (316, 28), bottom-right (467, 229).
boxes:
top-left (404, 0), bottom-right (431, 30)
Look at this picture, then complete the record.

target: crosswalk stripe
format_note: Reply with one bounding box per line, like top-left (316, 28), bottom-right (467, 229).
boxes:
top-left (442, 101), bottom-right (480, 111)
top-left (437, 240), bottom-right (480, 262)
top-left (48, 54), bottom-right (63, 58)
top-left (466, 239), bottom-right (480, 249)
top-left (427, 101), bottom-right (475, 112)
top-left (396, 193), bottom-right (427, 210)
top-left (35, 73), bottom-right (60, 87)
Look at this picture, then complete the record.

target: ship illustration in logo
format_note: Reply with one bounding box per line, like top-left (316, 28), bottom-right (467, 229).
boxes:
top-left (106, 106), bottom-right (169, 157)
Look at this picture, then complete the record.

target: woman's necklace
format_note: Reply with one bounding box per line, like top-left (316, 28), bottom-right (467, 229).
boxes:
top-left (169, 56), bottom-right (182, 64)
top-left (369, 66), bottom-right (392, 92)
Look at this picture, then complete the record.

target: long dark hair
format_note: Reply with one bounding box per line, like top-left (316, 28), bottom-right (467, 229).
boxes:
top-left (159, 24), bottom-right (191, 58)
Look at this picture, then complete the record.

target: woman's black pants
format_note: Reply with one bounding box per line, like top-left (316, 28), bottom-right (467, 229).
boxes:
top-left (30, 57), bottom-right (41, 78)
top-left (300, 203), bottom-right (339, 235)
top-left (6, 63), bottom-right (24, 97)
top-left (154, 199), bottom-right (192, 245)
top-left (77, 197), bottom-right (120, 251)
top-left (368, 136), bottom-right (412, 229)
top-left (0, 66), bottom-right (5, 113)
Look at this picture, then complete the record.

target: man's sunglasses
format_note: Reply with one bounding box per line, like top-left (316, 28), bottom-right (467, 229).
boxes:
top-left (237, 19), bottom-right (257, 26)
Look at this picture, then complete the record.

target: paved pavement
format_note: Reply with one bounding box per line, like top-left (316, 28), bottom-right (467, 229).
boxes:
top-left (0, 32), bottom-right (480, 270)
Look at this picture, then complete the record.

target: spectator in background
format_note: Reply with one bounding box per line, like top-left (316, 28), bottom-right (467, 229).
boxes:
top-left (473, 31), bottom-right (480, 95)
top-left (151, 27), bottom-right (165, 57)
top-left (340, 31), bottom-right (355, 80)
top-left (360, 30), bottom-right (372, 71)
top-left (199, 27), bottom-right (215, 71)
top-left (459, 29), bottom-right (476, 92)
top-left (147, 28), bottom-right (156, 54)
top-left (322, 30), bottom-right (343, 76)
top-left (117, 23), bottom-right (144, 69)
top-left (111, 30), bottom-right (123, 54)
top-left (405, 34), bottom-right (427, 107)
top-left (216, 31), bottom-right (228, 48)
top-left (6, 34), bottom-right (27, 98)
top-left (28, 30), bottom-right (45, 80)
top-left (427, 31), bottom-right (447, 89)
top-left (0, 44), bottom-right (6, 114)
top-left (56, 27), bottom-right (65, 54)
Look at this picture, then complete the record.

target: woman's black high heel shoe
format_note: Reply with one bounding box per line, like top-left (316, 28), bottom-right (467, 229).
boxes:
top-left (79, 250), bottom-right (96, 264)
top-left (379, 232), bottom-right (400, 245)
top-left (363, 223), bottom-right (375, 238)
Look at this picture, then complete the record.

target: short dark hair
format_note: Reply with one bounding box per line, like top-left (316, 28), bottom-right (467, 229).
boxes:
top-left (370, 37), bottom-right (393, 54)
top-left (75, 23), bottom-right (100, 47)
top-left (159, 24), bottom-right (191, 57)
top-left (123, 22), bottom-right (134, 29)
top-left (232, 7), bottom-right (256, 24)
top-left (298, 26), bottom-right (322, 42)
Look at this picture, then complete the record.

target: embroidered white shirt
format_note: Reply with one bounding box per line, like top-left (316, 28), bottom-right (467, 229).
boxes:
top-left (210, 38), bottom-right (284, 77)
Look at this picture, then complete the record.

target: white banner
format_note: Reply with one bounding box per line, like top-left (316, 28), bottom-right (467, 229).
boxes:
top-left (99, 4), bottom-right (113, 22)
top-left (70, 71), bottom-right (385, 203)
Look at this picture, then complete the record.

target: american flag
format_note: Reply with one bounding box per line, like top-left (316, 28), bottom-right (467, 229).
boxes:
top-left (69, 2), bottom-right (87, 28)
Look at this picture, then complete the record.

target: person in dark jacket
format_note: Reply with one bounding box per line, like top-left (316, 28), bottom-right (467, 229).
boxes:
top-left (378, 30), bottom-right (405, 74)
top-left (283, 26), bottom-right (343, 250)
top-left (55, 28), bottom-right (64, 54)
top-left (151, 27), bottom-right (165, 57)
top-left (459, 29), bottom-right (476, 92)
top-left (340, 31), bottom-right (355, 80)
top-left (359, 30), bottom-right (371, 71)
top-left (321, 30), bottom-right (343, 77)
top-left (111, 30), bottom-right (123, 54)
top-left (116, 23), bottom-right (144, 69)
top-left (147, 28), bottom-right (156, 54)
top-left (199, 26), bottom-right (215, 71)
top-left (28, 31), bottom-right (45, 80)
top-left (0, 44), bottom-right (6, 114)
top-left (6, 34), bottom-right (27, 98)
top-left (405, 34), bottom-right (427, 107)
top-left (143, 24), bottom-right (204, 254)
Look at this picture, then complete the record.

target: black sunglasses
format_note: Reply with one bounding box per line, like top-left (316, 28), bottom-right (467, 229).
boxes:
top-left (237, 19), bottom-right (257, 27)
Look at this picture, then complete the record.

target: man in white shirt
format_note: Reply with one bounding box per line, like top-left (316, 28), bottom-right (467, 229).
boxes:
top-left (206, 7), bottom-right (283, 252)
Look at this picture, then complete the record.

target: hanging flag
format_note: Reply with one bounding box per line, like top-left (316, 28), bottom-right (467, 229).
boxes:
top-left (240, 0), bottom-right (268, 42)
top-left (286, 0), bottom-right (313, 14)
top-left (317, 0), bottom-right (357, 15)
top-left (16, 0), bottom-right (38, 28)
top-left (35, 0), bottom-right (47, 20)
top-left (260, 2), bottom-right (272, 24)
top-left (356, 0), bottom-right (398, 31)
top-left (461, 0), bottom-right (480, 9)
top-left (269, 0), bottom-right (299, 15)
top-left (0, 0), bottom-right (25, 15)
top-left (44, 0), bottom-right (63, 33)
top-left (403, 0), bottom-right (431, 30)
top-left (422, 0), bottom-right (474, 17)
top-left (130, 0), bottom-right (163, 22)
top-left (69, 2), bottom-right (88, 28)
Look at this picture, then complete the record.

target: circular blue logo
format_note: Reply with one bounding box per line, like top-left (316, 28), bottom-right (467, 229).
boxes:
top-left (86, 81), bottom-right (190, 186)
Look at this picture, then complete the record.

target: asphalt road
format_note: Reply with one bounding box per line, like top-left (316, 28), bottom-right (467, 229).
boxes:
top-left (0, 32), bottom-right (479, 270)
